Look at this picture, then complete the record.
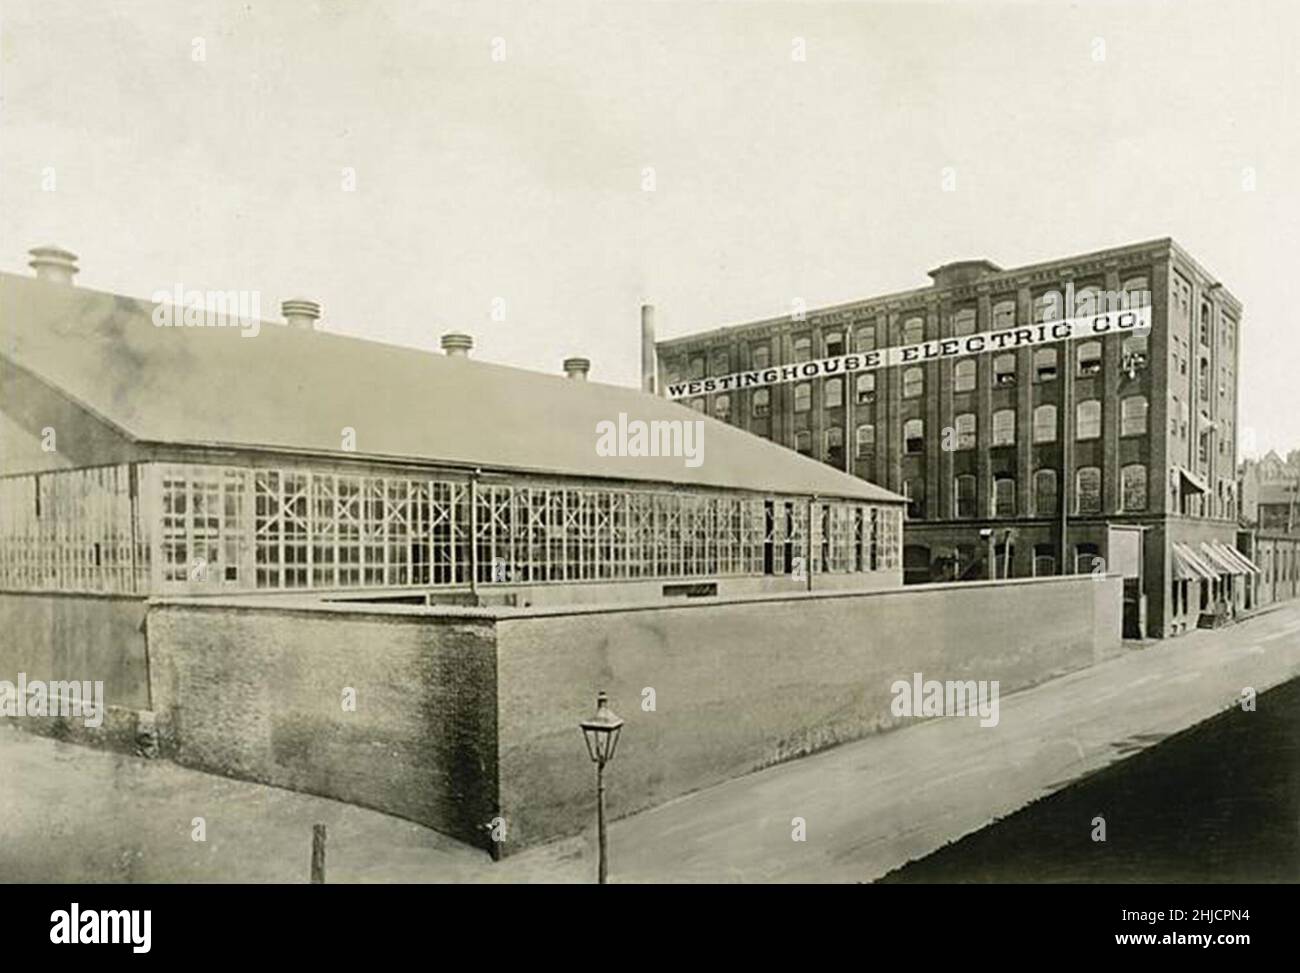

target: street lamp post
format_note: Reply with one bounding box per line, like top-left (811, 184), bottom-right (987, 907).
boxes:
top-left (579, 690), bottom-right (624, 884)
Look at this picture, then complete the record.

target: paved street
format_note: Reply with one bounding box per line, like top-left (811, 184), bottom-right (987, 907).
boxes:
top-left (4, 603), bottom-right (1300, 883)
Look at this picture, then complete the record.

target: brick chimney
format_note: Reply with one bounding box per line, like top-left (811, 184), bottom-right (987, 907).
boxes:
top-left (28, 246), bottom-right (79, 284)
top-left (441, 332), bottom-right (473, 357)
top-left (563, 357), bottom-right (591, 381)
top-left (282, 299), bottom-right (322, 330)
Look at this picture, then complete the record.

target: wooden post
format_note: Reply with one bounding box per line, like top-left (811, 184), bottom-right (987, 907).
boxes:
top-left (311, 824), bottom-right (326, 884)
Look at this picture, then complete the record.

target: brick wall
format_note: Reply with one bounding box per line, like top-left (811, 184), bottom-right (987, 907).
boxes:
top-left (0, 592), bottom-right (149, 709)
top-left (493, 574), bottom-right (1122, 851)
top-left (146, 602), bottom-right (499, 850)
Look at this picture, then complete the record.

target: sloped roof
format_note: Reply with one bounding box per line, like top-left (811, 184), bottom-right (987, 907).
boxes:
top-left (0, 272), bottom-right (901, 503)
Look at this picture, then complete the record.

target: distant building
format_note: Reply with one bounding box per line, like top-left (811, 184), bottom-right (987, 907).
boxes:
top-left (1239, 450), bottom-right (1300, 530)
top-left (0, 247), bottom-right (906, 606)
top-left (653, 238), bottom-right (1259, 637)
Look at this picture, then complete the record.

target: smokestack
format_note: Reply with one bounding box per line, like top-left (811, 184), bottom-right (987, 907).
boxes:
top-left (640, 303), bottom-right (656, 394)
top-left (28, 246), bottom-right (79, 284)
top-left (441, 332), bottom-right (473, 358)
top-left (282, 299), bottom-right (322, 330)
top-left (563, 357), bottom-right (591, 381)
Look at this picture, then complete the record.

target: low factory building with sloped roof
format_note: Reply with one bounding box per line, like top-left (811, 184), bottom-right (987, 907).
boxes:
top-left (0, 247), bottom-right (906, 607)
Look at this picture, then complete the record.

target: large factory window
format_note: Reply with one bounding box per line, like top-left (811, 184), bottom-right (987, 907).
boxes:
top-left (1, 464), bottom-right (905, 596)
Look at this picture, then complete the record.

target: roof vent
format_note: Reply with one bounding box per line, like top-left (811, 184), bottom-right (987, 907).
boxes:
top-left (28, 246), bottom-right (79, 284)
top-left (441, 332), bottom-right (473, 357)
top-left (282, 299), bottom-right (322, 330)
top-left (563, 356), bottom-right (591, 381)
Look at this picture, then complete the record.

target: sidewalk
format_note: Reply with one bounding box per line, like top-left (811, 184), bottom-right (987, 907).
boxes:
top-left (4, 604), bottom-right (1300, 883)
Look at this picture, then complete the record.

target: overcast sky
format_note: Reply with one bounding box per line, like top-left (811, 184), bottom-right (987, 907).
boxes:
top-left (3, 0), bottom-right (1297, 456)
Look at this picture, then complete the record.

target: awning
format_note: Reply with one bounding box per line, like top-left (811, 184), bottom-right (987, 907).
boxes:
top-left (1213, 541), bottom-right (1261, 575)
top-left (1172, 543), bottom-right (1218, 582)
top-left (1199, 541), bottom-right (1243, 575)
top-left (1176, 467), bottom-right (1210, 495)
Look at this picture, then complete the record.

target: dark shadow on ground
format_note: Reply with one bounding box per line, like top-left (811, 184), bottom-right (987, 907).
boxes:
top-left (878, 676), bottom-right (1300, 883)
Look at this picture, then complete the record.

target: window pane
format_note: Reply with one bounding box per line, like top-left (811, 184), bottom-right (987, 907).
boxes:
top-left (1035, 469), bottom-right (1058, 516)
top-left (1122, 464), bottom-right (1148, 511)
top-left (1033, 348), bottom-right (1058, 382)
top-left (1078, 341), bottom-right (1102, 376)
top-left (992, 409), bottom-right (1016, 446)
top-left (954, 359), bottom-right (976, 393)
top-left (1076, 400), bottom-right (1101, 440)
top-left (1033, 404), bottom-right (1057, 443)
top-left (955, 413), bottom-right (976, 450)
top-left (993, 477), bottom-right (1016, 517)
top-left (994, 354), bottom-right (1016, 386)
top-left (903, 367), bottom-right (924, 398)
top-left (904, 419), bottom-right (925, 454)
top-left (1121, 395), bottom-right (1148, 436)
top-left (1076, 467), bottom-right (1102, 514)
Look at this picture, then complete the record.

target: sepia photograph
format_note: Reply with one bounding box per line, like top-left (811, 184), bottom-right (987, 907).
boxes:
top-left (0, 0), bottom-right (1294, 953)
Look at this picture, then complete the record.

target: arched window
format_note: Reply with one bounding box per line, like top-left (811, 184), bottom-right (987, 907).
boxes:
top-left (855, 424), bottom-right (875, 458)
top-left (954, 474), bottom-right (977, 518)
top-left (793, 336), bottom-right (812, 362)
top-left (855, 372), bottom-right (876, 403)
top-left (954, 358), bottom-right (977, 393)
top-left (1033, 404), bottom-right (1057, 443)
top-left (751, 344), bottom-right (771, 370)
top-left (992, 408), bottom-right (1016, 446)
top-left (953, 307), bottom-right (977, 336)
top-left (993, 299), bottom-right (1016, 331)
top-left (994, 353), bottom-right (1017, 386)
top-left (824, 332), bottom-right (844, 357)
top-left (1076, 467), bottom-right (1102, 514)
top-left (794, 383), bottom-right (811, 412)
top-left (903, 480), bottom-right (924, 520)
top-left (825, 377), bottom-right (844, 409)
top-left (752, 388), bottom-right (770, 417)
top-left (1034, 468), bottom-right (1058, 516)
top-left (1033, 290), bottom-right (1061, 323)
top-left (1121, 333), bottom-right (1149, 372)
top-left (710, 350), bottom-right (729, 375)
top-left (954, 412), bottom-right (976, 451)
top-left (714, 394), bottom-right (731, 420)
top-left (1122, 276), bottom-right (1151, 308)
top-left (1075, 285), bottom-right (1103, 317)
top-left (903, 367), bottom-right (924, 398)
top-left (1033, 544), bottom-right (1056, 577)
top-left (855, 324), bottom-right (876, 352)
top-left (1076, 400), bottom-right (1101, 440)
top-left (825, 427), bottom-right (844, 464)
top-left (992, 476), bottom-right (1016, 517)
top-left (1121, 395), bottom-right (1148, 436)
top-left (1077, 340), bottom-right (1103, 376)
top-left (903, 418), bottom-right (925, 454)
top-left (1075, 542), bottom-right (1102, 574)
top-left (902, 317), bottom-right (925, 344)
top-left (795, 430), bottom-right (812, 455)
top-left (1121, 464), bottom-right (1148, 511)
top-left (1033, 347), bottom-right (1058, 382)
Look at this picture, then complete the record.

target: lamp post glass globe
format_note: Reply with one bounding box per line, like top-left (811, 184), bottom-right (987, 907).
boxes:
top-left (580, 691), bottom-right (624, 765)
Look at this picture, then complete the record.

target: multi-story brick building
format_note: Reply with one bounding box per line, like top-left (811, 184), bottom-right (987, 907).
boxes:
top-left (652, 238), bottom-right (1258, 637)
